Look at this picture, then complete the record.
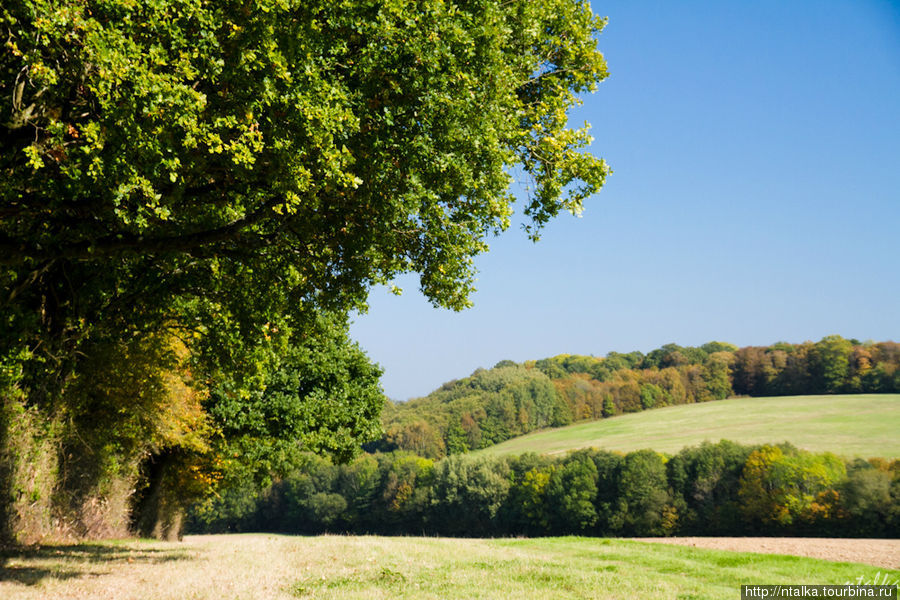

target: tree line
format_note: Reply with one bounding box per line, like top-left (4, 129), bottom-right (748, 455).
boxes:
top-left (377, 336), bottom-right (900, 458)
top-left (188, 441), bottom-right (899, 539)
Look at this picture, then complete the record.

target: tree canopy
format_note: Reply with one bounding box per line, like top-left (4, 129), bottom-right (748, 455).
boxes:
top-left (2, 0), bottom-right (609, 323)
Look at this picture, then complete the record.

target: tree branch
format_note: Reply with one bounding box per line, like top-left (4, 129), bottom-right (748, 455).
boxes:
top-left (0, 198), bottom-right (281, 266)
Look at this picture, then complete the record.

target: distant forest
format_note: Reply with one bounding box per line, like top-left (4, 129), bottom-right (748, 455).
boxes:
top-left (374, 336), bottom-right (900, 458)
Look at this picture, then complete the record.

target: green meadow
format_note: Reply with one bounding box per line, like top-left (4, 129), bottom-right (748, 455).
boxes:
top-left (1, 534), bottom-right (895, 600)
top-left (479, 394), bottom-right (900, 458)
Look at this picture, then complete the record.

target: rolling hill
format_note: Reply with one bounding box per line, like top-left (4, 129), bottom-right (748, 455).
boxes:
top-left (379, 337), bottom-right (900, 459)
top-left (477, 394), bottom-right (900, 458)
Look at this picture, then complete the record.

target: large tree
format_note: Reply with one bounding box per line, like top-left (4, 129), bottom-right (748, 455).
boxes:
top-left (1, 0), bottom-right (610, 540)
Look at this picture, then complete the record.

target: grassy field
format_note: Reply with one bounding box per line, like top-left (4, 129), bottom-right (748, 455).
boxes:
top-left (1, 534), bottom-right (896, 600)
top-left (479, 394), bottom-right (900, 458)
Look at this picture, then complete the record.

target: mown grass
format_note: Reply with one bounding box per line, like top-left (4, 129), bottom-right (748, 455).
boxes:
top-left (1, 534), bottom-right (896, 599)
top-left (478, 394), bottom-right (900, 458)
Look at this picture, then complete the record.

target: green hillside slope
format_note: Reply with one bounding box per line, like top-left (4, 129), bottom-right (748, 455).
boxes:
top-left (379, 337), bottom-right (900, 459)
top-left (478, 394), bottom-right (900, 458)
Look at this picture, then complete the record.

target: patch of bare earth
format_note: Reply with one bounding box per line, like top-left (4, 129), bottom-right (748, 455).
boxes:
top-left (631, 537), bottom-right (900, 570)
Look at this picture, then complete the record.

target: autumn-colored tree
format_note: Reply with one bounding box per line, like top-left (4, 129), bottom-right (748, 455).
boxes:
top-left (739, 445), bottom-right (846, 530)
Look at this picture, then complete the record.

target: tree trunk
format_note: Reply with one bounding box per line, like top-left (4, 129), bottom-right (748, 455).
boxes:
top-left (131, 450), bottom-right (185, 541)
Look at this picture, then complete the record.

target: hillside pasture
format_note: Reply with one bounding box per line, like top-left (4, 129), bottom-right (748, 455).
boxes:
top-left (1, 534), bottom-right (896, 599)
top-left (478, 394), bottom-right (900, 458)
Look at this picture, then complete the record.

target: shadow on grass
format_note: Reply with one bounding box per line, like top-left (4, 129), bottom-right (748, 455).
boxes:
top-left (0, 564), bottom-right (85, 586)
top-left (0, 541), bottom-right (189, 586)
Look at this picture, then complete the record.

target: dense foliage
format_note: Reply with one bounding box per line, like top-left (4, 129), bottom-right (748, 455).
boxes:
top-left (379, 336), bottom-right (900, 457)
top-left (1, 0), bottom-right (611, 543)
top-left (378, 364), bottom-right (563, 457)
top-left (188, 441), bottom-right (900, 538)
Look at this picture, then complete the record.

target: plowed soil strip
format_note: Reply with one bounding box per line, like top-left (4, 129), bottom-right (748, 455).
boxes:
top-left (631, 537), bottom-right (899, 570)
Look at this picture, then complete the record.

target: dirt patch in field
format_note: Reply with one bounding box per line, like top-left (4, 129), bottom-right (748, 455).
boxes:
top-left (631, 537), bottom-right (900, 570)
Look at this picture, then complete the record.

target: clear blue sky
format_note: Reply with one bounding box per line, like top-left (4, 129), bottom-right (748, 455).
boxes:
top-left (350, 0), bottom-right (900, 401)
